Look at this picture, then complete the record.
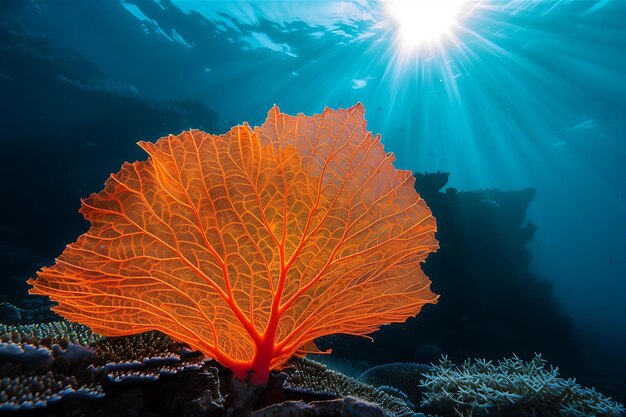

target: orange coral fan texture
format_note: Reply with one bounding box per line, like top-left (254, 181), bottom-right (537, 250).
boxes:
top-left (29, 104), bottom-right (438, 384)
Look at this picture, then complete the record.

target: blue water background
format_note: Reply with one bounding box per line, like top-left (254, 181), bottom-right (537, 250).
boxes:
top-left (1, 0), bottom-right (624, 382)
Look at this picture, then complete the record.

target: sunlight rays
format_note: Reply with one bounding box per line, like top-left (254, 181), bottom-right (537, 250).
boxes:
top-left (383, 0), bottom-right (469, 48)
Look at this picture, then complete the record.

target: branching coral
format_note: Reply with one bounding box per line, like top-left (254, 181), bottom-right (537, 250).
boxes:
top-left (28, 104), bottom-right (438, 385)
top-left (420, 354), bottom-right (625, 417)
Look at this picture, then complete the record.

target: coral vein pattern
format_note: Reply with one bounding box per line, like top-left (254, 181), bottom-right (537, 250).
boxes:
top-left (29, 104), bottom-right (438, 384)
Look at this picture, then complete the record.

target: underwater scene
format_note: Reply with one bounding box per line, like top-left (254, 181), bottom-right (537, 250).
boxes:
top-left (0, 1), bottom-right (625, 416)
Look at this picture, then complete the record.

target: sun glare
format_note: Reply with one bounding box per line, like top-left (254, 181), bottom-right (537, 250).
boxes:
top-left (385, 0), bottom-right (468, 48)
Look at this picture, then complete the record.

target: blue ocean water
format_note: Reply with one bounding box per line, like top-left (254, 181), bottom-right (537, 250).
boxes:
top-left (0, 0), bottom-right (624, 409)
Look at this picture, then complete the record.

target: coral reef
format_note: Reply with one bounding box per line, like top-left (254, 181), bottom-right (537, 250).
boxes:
top-left (357, 362), bottom-right (433, 407)
top-left (0, 371), bottom-right (104, 411)
top-left (0, 321), bottom-right (223, 414)
top-left (1, 321), bottom-right (102, 345)
top-left (307, 353), bottom-right (370, 379)
top-left (89, 331), bottom-right (211, 384)
top-left (2, 321), bottom-right (622, 417)
top-left (284, 357), bottom-right (417, 417)
top-left (0, 321), bottom-right (421, 416)
top-left (251, 397), bottom-right (385, 417)
top-left (420, 354), bottom-right (625, 417)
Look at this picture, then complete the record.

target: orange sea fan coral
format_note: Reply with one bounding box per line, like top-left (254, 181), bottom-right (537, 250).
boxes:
top-left (29, 104), bottom-right (439, 384)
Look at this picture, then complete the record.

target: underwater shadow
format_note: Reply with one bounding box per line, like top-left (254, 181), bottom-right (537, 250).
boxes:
top-left (319, 172), bottom-right (582, 377)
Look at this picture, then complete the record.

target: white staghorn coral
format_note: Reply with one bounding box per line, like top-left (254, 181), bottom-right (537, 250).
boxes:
top-left (420, 354), bottom-right (624, 417)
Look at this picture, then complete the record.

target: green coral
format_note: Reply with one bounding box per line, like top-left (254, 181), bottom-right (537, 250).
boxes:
top-left (420, 354), bottom-right (625, 417)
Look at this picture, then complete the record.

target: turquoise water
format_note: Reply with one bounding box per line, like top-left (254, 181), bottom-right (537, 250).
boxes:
top-left (1, 0), bottom-right (624, 400)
